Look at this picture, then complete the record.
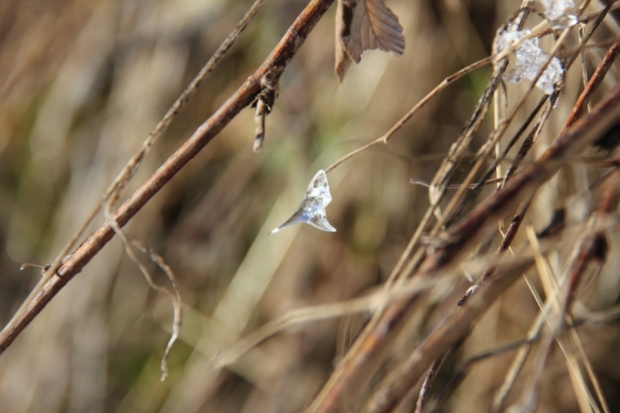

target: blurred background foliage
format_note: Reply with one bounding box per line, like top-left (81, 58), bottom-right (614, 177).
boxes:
top-left (1, 0), bottom-right (620, 412)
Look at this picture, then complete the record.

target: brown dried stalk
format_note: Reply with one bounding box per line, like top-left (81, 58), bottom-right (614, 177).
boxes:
top-left (440, 32), bottom-right (620, 412)
top-left (426, 337), bottom-right (536, 412)
top-left (442, 43), bottom-right (620, 405)
top-left (413, 350), bottom-right (450, 413)
top-left (324, 56), bottom-right (493, 174)
top-left (397, 0), bottom-right (610, 294)
top-left (0, 0), bottom-right (336, 355)
top-left (459, 34), bottom-right (620, 307)
top-left (4, 0), bottom-right (269, 347)
top-left (306, 80), bottom-right (620, 413)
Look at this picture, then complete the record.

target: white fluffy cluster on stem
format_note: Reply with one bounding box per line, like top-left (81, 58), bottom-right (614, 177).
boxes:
top-left (494, 28), bottom-right (564, 95)
top-left (539, 0), bottom-right (578, 28)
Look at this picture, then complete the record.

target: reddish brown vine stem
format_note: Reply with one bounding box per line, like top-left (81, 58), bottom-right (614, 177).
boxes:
top-left (0, 0), bottom-right (335, 354)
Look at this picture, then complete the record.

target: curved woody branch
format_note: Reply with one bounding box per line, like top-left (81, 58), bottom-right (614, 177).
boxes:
top-left (0, 0), bottom-right (336, 354)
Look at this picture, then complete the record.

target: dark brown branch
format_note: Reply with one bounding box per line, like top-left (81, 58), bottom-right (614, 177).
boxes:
top-left (565, 37), bottom-right (620, 132)
top-left (457, 196), bottom-right (531, 306)
top-left (457, 36), bottom-right (620, 307)
top-left (361, 257), bottom-right (538, 413)
top-left (0, 0), bottom-right (336, 355)
top-left (509, 168), bottom-right (618, 412)
top-left (414, 357), bottom-right (444, 413)
top-left (306, 81), bottom-right (620, 413)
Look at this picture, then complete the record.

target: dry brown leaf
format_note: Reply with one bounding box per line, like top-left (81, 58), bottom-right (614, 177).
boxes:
top-left (335, 0), bottom-right (353, 81)
top-left (335, 0), bottom-right (405, 81)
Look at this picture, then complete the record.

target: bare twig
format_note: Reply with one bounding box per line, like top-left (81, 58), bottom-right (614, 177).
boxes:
top-left (91, 0), bottom-right (270, 380)
top-left (306, 81), bottom-right (620, 413)
top-left (1, 0), bottom-right (267, 352)
top-left (458, 33), bottom-right (620, 307)
top-left (103, 0), bottom-right (267, 208)
top-left (491, 166), bottom-right (619, 411)
top-left (0, 0), bottom-right (336, 355)
top-left (324, 57), bottom-right (493, 174)
top-left (319, 11), bottom-right (617, 410)
top-left (414, 351), bottom-right (449, 413)
top-left (393, 13), bottom-right (571, 290)
top-left (103, 207), bottom-right (182, 382)
top-left (360, 257), bottom-right (539, 413)
top-left (209, 276), bottom-right (438, 370)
